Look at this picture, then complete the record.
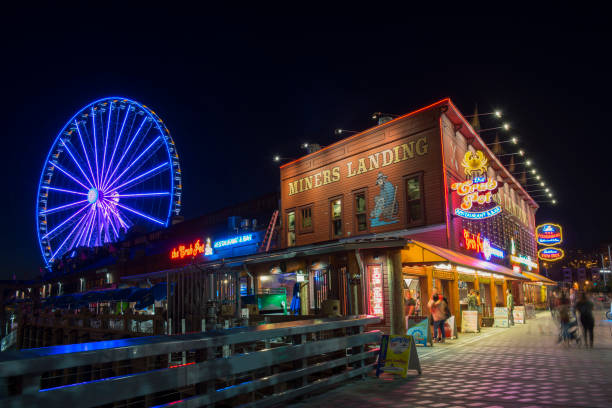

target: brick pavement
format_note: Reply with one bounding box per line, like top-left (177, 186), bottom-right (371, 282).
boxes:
top-left (289, 311), bottom-right (612, 408)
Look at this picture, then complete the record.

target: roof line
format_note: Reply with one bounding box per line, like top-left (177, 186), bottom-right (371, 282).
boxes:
top-left (279, 98), bottom-right (450, 169)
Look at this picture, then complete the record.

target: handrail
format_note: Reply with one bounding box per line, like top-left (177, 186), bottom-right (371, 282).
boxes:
top-left (1, 315), bottom-right (381, 408)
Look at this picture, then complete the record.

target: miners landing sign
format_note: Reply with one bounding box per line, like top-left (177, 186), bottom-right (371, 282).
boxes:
top-left (451, 151), bottom-right (502, 220)
top-left (287, 136), bottom-right (428, 196)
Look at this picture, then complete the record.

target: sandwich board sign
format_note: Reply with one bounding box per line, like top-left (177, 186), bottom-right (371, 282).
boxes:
top-left (406, 318), bottom-right (430, 346)
top-left (461, 310), bottom-right (478, 333)
top-left (494, 307), bottom-right (509, 328)
top-left (376, 334), bottom-right (422, 378)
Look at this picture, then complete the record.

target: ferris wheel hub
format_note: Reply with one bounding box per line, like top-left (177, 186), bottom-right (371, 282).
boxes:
top-left (87, 188), bottom-right (99, 204)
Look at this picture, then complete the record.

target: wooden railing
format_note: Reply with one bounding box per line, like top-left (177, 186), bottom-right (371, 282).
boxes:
top-left (16, 310), bottom-right (166, 349)
top-left (0, 315), bottom-right (381, 408)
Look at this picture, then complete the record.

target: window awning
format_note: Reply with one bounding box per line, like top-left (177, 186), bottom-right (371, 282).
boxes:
top-left (405, 240), bottom-right (529, 280)
top-left (521, 271), bottom-right (557, 285)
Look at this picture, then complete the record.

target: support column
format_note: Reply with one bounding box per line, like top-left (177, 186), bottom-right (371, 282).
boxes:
top-left (490, 279), bottom-right (497, 309)
top-left (502, 280), bottom-right (508, 306)
top-left (425, 266), bottom-right (433, 317)
top-left (391, 250), bottom-right (404, 335)
top-left (451, 269), bottom-right (460, 331)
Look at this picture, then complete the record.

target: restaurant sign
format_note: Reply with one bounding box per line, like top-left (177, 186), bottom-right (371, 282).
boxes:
top-left (451, 151), bottom-right (502, 220)
top-left (463, 229), bottom-right (505, 261)
top-left (368, 265), bottom-right (384, 317)
top-left (170, 239), bottom-right (207, 260)
top-left (536, 223), bottom-right (562, 246)
top-left (538, 247), bottom-right (564, 261)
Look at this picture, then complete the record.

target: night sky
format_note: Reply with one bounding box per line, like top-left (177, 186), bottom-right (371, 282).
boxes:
top-left (2, 8), bottom-right (610, 279)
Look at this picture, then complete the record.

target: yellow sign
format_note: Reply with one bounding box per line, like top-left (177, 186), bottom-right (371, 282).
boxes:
top-left (377, 335), bottom-right (414, 378)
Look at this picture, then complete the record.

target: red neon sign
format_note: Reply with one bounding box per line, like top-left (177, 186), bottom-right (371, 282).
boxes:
top-left (463, 229), bottom-right (484, 253)
top-left (170, 239), bottom-right (205, 260)
top-left (368, 265), bottom-right (384, 317)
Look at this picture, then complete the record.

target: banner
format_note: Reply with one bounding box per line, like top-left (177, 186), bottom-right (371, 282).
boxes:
top-left (406, 318), bottom-right (429, 346)
top-left (513, 306), bottom-right (525, 324)
top-left (462, 310), bottom-right (478, 333)
top-left (376, 335), bottom-right (422, 378)
top-left (494, 307), bottom-right (509, 328)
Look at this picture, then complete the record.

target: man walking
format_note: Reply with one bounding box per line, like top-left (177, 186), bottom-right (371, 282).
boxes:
top-left (506, 289), bottom-right (514, 326)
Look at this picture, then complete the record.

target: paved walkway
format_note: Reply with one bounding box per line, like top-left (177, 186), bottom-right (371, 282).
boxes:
top-left (290, 311), bottom-right (612, 408)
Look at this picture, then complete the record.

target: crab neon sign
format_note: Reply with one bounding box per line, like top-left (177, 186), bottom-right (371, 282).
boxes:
top-left (451, 151), bottom-right (501, 219)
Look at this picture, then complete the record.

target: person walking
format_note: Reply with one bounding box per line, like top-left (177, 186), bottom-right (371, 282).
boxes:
top-left (576, 292), bottom-right (594, 348)
top-left (428, 292), bottom-right (448, 343)
top-left (506, 289), bottom-right (515, 326)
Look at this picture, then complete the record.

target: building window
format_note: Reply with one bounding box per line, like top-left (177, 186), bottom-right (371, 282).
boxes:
top-left (331, 198), bottom-right (343, 237)
top-left (405, 173), bottom-right (425, 225)
top-left (354, 191), bottom-right (367, 232)
top-left (287, 211), bottom-right (296, 246)
top-left (300, 205), bottom-right (313, 233)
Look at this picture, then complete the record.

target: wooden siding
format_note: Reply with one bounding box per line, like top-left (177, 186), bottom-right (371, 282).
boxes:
top-left (280, 107), bottom-right (444, 248)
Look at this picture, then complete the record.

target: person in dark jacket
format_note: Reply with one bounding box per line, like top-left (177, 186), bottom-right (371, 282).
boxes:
top-left (575, 292), bottom-right (594, 348)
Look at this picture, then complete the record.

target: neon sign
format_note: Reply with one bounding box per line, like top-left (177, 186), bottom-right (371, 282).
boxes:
top-left (170, 239), bottom-right (205, 260)
top-left (451, 151), bottom-right (502, 220)
top-left (204, 238), bottom-right (213, 255)
top-left (455, 206), bottom-right (501, 219)
top-left (463, 229), bottom-right (505, 260)
top-left (536, 223), bottom-right (563, 246)
top-left (538, 247), bottom-right (564, 261)
top-left (368, 265), bottom-right (384, 317)
top-left (213, 233), bottom-right (254, 249)
top-left (510, 254), bottom-right (538, 270)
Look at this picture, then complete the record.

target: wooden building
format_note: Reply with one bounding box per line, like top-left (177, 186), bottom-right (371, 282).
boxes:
top-left (245, 98), bottom-right (541, 334)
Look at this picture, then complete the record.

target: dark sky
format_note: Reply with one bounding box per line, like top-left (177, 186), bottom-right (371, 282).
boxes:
top-left (2, 7), bottom-right (610, 279)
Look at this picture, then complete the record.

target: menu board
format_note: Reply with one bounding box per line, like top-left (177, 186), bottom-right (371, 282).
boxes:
top-left (494, 307), bottom-right (509, 328)
top-left (462, 310), bottom-right (478, 333)
top-left (513, 306), bottom-right (525, 324)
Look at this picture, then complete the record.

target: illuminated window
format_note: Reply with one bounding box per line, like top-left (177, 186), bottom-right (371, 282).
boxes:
top-left (300, 205), bottom-right (313, 233)
top-left (354, 191), bottom-right (367, 232)
top-left (405, 173), bottom-right (424, 225)
top-left (287, 211), bottom-right (296, 247)
top-left (331, 198), bottom-right (342, 237)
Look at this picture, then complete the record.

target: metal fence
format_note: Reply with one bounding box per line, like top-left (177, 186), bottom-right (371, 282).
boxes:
top-left (0, 315), bottom-right (381, 408)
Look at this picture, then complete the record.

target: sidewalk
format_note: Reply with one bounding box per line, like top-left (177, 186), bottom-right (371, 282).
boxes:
top-left (289, 311), bottom-right (612, 408)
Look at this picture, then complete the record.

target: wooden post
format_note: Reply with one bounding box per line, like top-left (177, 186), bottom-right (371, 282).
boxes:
top-left (502, 280), bottom-right (508, 306)
top-left (490, 279), bottom-right (497, 309)
top-left (451, 269), bottom-right (460, 331)
top-left (391, 250), bottom-right (405, 335)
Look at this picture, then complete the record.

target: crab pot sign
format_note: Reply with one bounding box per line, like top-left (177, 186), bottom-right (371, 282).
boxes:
top-left (450, 151), bottom-right (502, 220)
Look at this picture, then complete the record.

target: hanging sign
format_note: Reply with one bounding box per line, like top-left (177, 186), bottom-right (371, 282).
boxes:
top-left (451, 151), bottom-right (502, 220)
top-left (170, 239), bottom-right (205, 260)
top-left (368, 265), bottom-right (384, 317)
top-left (463, 229), bottom-right (505, 260)
top-left (536, 223), bottom-right (563, 246)
top-left (538, 247), bottom-right (564, 261)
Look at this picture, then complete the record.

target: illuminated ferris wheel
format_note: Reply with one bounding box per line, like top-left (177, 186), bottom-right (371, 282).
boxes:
top-left (36, 97), bottom-right (182, 266)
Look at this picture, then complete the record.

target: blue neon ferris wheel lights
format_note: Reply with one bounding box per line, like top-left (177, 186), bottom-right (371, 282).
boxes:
top-left (37, 97), bottom-right (182, 266)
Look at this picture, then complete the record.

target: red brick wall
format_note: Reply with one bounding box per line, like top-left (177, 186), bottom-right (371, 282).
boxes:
top-left (280, 107), bottom-right (445, 248)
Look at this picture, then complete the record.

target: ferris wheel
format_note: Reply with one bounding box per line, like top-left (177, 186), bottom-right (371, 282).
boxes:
top-left (36, 97), bottom-right (182, 266)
